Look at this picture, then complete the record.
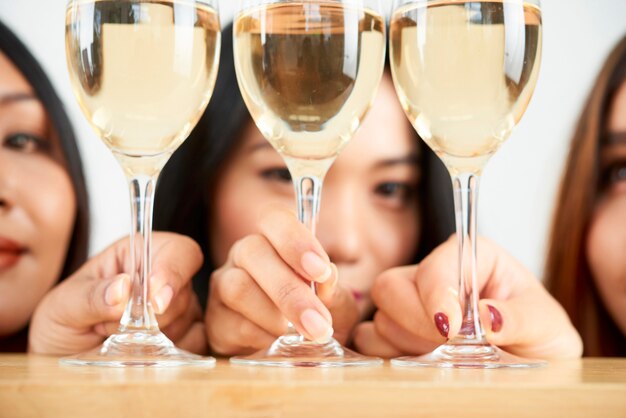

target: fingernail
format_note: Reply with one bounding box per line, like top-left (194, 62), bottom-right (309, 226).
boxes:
top-left (300, 309), bottom-right (333, 343)
top-left (301, 252), bottom-right (332, 282)
top-left (488, 305), bottom-right (503, 333)
top-left (105, 275), bottom-right (127, 306)
top-left (154, 285), bottom-right (174, 315)
top-left (434, 312), bottom-right (449, 338)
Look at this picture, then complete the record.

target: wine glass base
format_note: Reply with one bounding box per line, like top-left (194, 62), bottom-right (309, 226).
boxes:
top-left (391, 342), bottom-right (547, 369)
top-left (59, 330), bottom-right (216, 367)
top-left (230, 335), bottom-right (382, 368)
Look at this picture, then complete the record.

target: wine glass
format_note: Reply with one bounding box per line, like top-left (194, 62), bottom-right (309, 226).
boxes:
top-left (231, 0), bottom-right (386, 367)
top-left (63, 0), bottom-right (221, 367)
top-left (389, 0), bottom-right (544, 368)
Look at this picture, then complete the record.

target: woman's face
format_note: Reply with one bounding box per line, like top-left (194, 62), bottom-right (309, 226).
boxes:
top-left (0, 52), bottom-right (76, 336)
top-left (587, 80), bottom-right (626, 335)
top-left (211, 74), bottom-right (421, 317)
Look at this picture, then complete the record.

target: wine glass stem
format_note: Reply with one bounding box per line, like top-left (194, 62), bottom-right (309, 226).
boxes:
top-left (119, 174), bottom-right (159, 332)
top-left (296, 175), bottom-right (323, 291)
top-left (284, 175), bottom-right (324, 337)
top-left (451, 172), bottom-right (486, 344)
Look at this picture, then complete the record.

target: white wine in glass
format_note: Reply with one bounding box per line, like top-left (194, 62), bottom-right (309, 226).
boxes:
top-left (232, 0), bottom-right (386, 367)
top-left (63, 0), bottom-right (221, 367)
top-left (390, 0), bottom-right (544, 368)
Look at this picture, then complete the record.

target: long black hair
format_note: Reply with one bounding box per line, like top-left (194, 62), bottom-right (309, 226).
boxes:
top-left (155, 23), bottom-right (455, 304)
top-left (0, 20), bottom-right (89, 280)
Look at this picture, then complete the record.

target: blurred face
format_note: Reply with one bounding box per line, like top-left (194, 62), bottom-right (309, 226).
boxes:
top-left (0, 52), bottom-right (76, 337)
top-left (587, 80), bottom-right (626, 336)
top-left (210, 74), bottom-right (421, 317)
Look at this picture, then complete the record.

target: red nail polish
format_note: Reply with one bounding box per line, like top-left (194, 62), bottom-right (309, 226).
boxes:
top-left (434, 312), bottom-right (449, 338)
top-left (488, 305), bottom-right (503, 333)
top-left (351, 289), bottom-right (364, 301)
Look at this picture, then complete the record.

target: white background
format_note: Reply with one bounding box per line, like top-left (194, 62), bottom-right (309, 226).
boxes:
top-left (1, 0), bottom-right (625, 279)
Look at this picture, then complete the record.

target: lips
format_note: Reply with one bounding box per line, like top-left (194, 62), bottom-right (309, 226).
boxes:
top-left (0, 236), bottom-right (25, 270)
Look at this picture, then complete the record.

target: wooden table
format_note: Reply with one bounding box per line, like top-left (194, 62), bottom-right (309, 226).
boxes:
top-left (1, 355), bottom-right (625, 417)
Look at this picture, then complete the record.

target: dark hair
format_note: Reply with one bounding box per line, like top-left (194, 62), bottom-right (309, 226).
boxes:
top-left (545, 34), bottom-right (626, 356)
top-left (0, 21), bottom-right (90, 282)
top-left (155, 23), bottom-right (455, 304)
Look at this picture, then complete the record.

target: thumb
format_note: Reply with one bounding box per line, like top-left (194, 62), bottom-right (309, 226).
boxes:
top-left (48, 273), bottom-right (130, 329)
top-left (478, 297), bottom-right (582, 360)
top-left (317, 264), bottom-right (359, 345)
top-left (28, 274), bottom-right (131, 355)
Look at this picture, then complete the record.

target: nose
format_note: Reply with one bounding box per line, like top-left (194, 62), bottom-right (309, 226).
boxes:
top-left (316, 183), bottom-right (362, 265)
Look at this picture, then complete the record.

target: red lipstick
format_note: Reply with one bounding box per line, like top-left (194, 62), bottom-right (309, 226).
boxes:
top-left (0, 236), bottom-right (25, 270)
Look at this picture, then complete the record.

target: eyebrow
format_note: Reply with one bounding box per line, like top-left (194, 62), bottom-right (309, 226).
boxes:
top-left (247, 141), bottom-right (273, 154)
top-left (374, 154), bottom-right (420, 169)
top-left (0, 92), bottom-right (37, 106)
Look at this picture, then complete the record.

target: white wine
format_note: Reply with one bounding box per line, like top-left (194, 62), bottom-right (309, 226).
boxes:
top-left (390, 0), bottom-right (542, 174)
top-left (234, 2), bottom-right (385, 176)
top-left (66, 0), bottom-right (220, 170)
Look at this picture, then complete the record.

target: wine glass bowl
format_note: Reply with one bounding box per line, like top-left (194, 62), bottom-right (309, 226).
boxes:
top-left (391, 0), bottom-right (542, 175)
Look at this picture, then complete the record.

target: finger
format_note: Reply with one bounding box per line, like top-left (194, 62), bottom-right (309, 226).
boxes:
top-left (373, 311), bottom-right (439, 356)
top-left (317, 264), bottom-right (359, 345)
top-left (206, 305), bottom-right (276, 356)
top-left (148, 233), bottom-right (204, 314)
top-left (230, 234), bottom-right (333, 343)
top-left (47, 273), bottom-right (130, 329)
top-left (257, 205), bottom-right (332, 283)
top-left (353, 322), bottom-right (403, 358)
top-left (94, 285), bottom-right (198, 339)
top-left (407, 236), bottom-right (582, 360)
top-left (160, 291), bottom-right (200, 343)
top-left (413, 237), bottom-right (465, 341)
top-left (415, 235), bottom-right (548, 343)
top-left (371, 266), bottom-right (442, 343)
top-left (212, 267), bottom-right (287, 337)
top-left (478, 296), bottom-right (582, 359)
top-left (94, 321), bottom-right (120, 337)
top-left (155, 283), bottom-right (193, 329)
top-left (316, 263), bottom-right (339, 305)
top-left (175, 322), bottom-right (208, 355)
top-left (81, 233), bottom-right (202, 287)
top-left (95, 285), bottom-right (199, 339)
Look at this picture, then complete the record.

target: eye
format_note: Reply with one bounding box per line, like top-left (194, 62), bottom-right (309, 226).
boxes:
top-left (602, 161), bottom-right (626, 188)
top-left (374, 182), bottom-right (415, 202)
top-left (2, 133), bottom-right (49, 154)
top-left (260, 167), bottom-right (292, 183)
